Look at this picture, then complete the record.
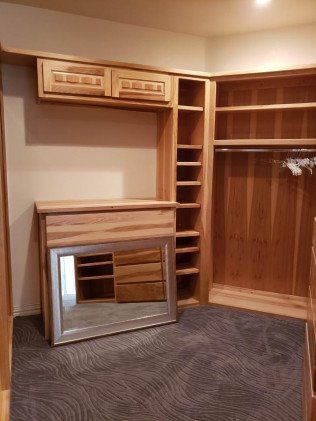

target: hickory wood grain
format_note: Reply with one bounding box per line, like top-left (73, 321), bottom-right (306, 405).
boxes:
top-left (213, 151), bottom-right (316, 297)
top-left (114, 262), bottom-right (162, 284)
top-left (115, 282), bottom-right (165, 303)
top-left (114, 248), bottom-right (161, 266)
top-left (45, 209), bottom-right (175, 248)
top-left (35, 199), bottom-right (178, 214)
top-left (209, 283), bottom-right (307, 320)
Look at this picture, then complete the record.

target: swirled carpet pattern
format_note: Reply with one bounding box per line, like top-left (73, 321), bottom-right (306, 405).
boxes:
top-left (10, 306), bottom-right (304, 421)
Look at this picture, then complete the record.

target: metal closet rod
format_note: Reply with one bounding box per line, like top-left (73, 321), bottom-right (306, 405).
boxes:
top-left (215, 148), bottom-right (316, 153)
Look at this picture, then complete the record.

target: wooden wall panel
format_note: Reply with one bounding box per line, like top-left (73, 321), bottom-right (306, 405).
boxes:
top-left (214, 152), bottom-right (316, 296)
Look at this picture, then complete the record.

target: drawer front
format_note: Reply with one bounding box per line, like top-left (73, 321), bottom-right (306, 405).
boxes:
top-left (112, 69), bottom-right (171, 102)
top-left (114, 248), bottom-right (161, 266)
top-left (45, 209), bottom-right (175, 247)
top-left (115, 262), bottom-right (162, 285)
top-left (115, 282), bottom-right (165, 303)
top-left (39, 59), bottom-right (111, 97)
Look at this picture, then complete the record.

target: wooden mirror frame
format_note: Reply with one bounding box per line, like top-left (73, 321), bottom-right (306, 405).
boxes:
top-left (49, 236), bottom-right (177, 346)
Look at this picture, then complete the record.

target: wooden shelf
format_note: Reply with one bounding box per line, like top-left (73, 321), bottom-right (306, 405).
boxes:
top-left (176, 264), bottom-right (199, 276)
top-left (178, 105), bottom-right (204, 112)
top-left (177, 161), bottom-right (202, 167)
top-left (77, 297), bottom-right (116, 304)
top-left (216, 102), bottom-right (316, 112)
top-left (177, 203), bottom-right (201, 209)
top-left (177, 144), bottom-right (203, 150)
top-left (177, 297), bottom-right (199, 308)
top-left (214, 139), bottom-right (316, 146)
top-left (77, 261), bottom-right (113, 267)
top-left (176, 230), bottom-right (200, 238)
top-left (176, 181), bottom-right (201, 186)
top-left (78, 275), bottom-right (114, 281)
top-left (176, 246), bottom-right (200, 254)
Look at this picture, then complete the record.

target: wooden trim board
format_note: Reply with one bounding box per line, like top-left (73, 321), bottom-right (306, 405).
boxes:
top-left (209, 283), bottom-right (307, 320)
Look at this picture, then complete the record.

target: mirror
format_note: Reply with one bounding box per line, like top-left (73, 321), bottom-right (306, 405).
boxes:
top-left (49, 237), bottom-right (177, 345)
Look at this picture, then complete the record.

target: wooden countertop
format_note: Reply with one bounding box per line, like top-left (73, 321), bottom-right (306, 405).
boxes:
top-left (35, 199), bottom-right (178, 214)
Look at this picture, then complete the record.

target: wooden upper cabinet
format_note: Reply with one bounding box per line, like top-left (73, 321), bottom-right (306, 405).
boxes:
top-left (38, 59), bottom-right (111, 97)
top-left (112, 69), bottom-right (171, 102)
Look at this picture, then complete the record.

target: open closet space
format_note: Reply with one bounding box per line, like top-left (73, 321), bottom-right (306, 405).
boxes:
top-left (1, 1), bottom-right (316, 420)
top-left (213, 150), bottom-right (316, 296)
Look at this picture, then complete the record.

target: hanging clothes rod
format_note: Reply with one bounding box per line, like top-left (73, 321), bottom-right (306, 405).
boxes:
top-left (214, 148), bottom-right (316, 153)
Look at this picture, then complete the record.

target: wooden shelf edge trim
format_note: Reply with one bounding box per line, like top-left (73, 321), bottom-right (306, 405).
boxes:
top-left (177, 162), bottom-right (202, 167)
top-left (176, 181), bottom-right (202, 186)
top-left (214, 139), bottom-right (316, 146)
top-left (209, 283), bottom-right (307, 320)
top-left (176, 246), bottom-right (200, 254)
top-left (77, 261), bottom-right (113, 267)
top-left (177, 144), bottom-right (203, 150)
top-left (177, 297), bottom-right (199, 308)
top-left (177, 203), bottom-right (201, 209)
top-left (176, 266), bottom-right (199, 275)
top-left (178, 105), bottom-right (204, 112)
top-left (176, 230), bottom-right (200, 238)
top-left (216, 102), bottom-right (316, 112)
top-left (78, 275), bottom-right (114, 281)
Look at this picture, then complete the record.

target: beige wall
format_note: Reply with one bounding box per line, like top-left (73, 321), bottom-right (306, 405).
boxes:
top-left (3, 65), bottom-right (158, 315)
top-left (0, 2), bottom-right (207, 70)
top-left (206, 23), bottom-right (316, 73)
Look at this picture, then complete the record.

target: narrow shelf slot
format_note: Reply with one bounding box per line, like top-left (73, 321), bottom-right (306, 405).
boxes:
top-left (176, 230), bottom-right (200, 238)
top-left (177, 144), bottom-right (203, 150)
top-left (178, 105), bottom-right (204, 112)
top-left (77, 261), bottom-right (113, 267)
top-left (176, 264), bottom-right (199, 276)
top-left (178, 203), bottom-right (201, 209)
top-left (177, 297), bottom-right (199, 307)
top-left (176, 246), bottom-right (200, 254)
top-left (177, 161), bottom-right (202, 167)
top-left (78, 275), bottom-right (114, 281)
top-left (177, 181), bottom-right (201, 186)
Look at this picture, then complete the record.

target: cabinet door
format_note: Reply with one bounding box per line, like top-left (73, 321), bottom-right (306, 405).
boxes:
top-left (112, 69), bottom-right (171, 102)
top-left (39, 59), bottom-right (111, 97)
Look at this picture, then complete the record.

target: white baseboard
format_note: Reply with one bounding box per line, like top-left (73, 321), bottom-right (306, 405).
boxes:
top-left (13, 303), bottom-right (41, 317)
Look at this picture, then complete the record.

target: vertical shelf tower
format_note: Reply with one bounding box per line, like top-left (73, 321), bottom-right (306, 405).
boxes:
top-left (158, 77), bottom-right (216, 307)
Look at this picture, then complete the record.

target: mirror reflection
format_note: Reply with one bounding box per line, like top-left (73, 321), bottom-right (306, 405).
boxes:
top-left (59, 247), bottom-right (168, 332)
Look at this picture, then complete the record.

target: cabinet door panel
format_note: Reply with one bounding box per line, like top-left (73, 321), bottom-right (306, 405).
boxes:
top-left (39, 59), bottom-right (111, 97)
top-left (112, 69), bottom-right (171, 102)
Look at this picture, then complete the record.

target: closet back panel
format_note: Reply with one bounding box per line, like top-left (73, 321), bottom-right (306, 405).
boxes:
top-left (213, 152), bottom-right (316, 296)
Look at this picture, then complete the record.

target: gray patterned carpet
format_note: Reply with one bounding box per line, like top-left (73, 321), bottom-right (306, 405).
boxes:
top-left (10, 306), bottom-right (305, 421)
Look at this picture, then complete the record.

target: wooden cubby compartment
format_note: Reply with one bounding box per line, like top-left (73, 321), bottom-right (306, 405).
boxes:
top-left (178, 79), bottom-right (205, 108)
top-left (215, 74), bottom-right (316, 144)
top-left (75, 252), bottom-right (115, 303)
